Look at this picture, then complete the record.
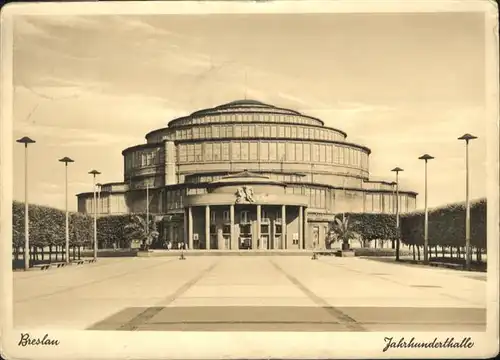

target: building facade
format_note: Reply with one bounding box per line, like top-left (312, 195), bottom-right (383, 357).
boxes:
top-left (77, 100), bottom-right (417, 249)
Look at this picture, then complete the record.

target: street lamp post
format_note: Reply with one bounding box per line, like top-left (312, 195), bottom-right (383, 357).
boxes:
top-left (59, 157), bottom-right (74, 265)
top-left (96, 183), bottom-right (102, 217)
top-left (391, 167), bottom-right (404, 261)
top-left (458, 133), bottom-right (477, 271)
top-left (16, 136), bottom-right (36, 271)
top-left (88, 170), bottom-right (101, 261)
top-left (389, 181), bottom-right (397, 250)
top-left (419, 154), bottom-right (434, 264)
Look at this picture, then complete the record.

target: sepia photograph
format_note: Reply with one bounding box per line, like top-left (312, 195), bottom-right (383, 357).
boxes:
top-left (1, 0), bottom-right (498, 359)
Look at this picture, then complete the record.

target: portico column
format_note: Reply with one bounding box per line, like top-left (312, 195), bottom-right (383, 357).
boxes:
top-left (230, 204), bottom-right (235, 250)
top-left (282, 205), bottom-right (287, 250)
top-left (205, 205), bottom-right (210, 250)
top-left (256, 204), bottom-right (261, 250)
top-left (168, 223), bottom-right (173, 246)
top-left (183, 209), bottom-right (188, 247)
top-left (298, 206), bottom-right (303, 250)
top-left (188, 206), bottom-right (193, 250)
top-left (303, 207), bottom-right (309, 249)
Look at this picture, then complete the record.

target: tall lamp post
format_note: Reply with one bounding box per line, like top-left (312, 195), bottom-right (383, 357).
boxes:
top-left (418, 154), bottom-right (434, 264)
top-left (16, 136), bottom-right (36, 271)
top-left (88, 170), bottom-right (101, 260)
top-left (59, 157), bottom-right (74, 264)
top-left (458, 133), bottom-right (477, 271)
top-left (391, 167), bottom-right (404, 261)
top-left (96, 183), bottom-right (102, 217)
top-left (389, 181), bottom-right (397, 250)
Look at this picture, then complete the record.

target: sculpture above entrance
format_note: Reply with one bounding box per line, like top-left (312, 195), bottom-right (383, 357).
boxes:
top-left (236, 186), bottom-right (255, 203)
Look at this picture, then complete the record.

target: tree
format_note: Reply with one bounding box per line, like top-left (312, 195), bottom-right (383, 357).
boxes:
top-left (124, 215), bottom-right (147, 248)
top-left (329, 215), bottom-right (358, 250)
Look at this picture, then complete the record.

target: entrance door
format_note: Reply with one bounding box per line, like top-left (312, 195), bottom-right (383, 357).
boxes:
top-left (312, 227), bottom-right (319, 249)
top-left (274, 236), bottom-right (282, 250)
top-left (224, 236), bottom-right (230, 250)
top-left (260, 235), bottom-right (269, 250)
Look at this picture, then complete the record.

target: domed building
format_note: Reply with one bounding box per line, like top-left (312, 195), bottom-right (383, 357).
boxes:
top-left (77, 100), bottom-right (417, 250)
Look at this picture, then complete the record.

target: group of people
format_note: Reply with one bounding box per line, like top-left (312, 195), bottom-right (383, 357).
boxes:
top-left (163, 241), bottom-right (188, 250)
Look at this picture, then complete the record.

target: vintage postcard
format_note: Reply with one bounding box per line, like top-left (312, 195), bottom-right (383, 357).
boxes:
top-left (1, 0), bottom-right (499, 359)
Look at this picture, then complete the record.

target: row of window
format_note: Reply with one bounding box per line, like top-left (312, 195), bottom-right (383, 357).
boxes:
top-left (165, 187), bottom-right (415, 213)
top-left (81, 196), bottom-right (127, 214)
top-left (178, 141), bottom-right (369, 169)
top-left (187, 173), bottom-right (307, 185)
top-left (186, 174), bottom-right (369, 189)
top-left (152, 123), bottom-right (345, 143)
top-left (212, 209), bottom-right (283, 224)
top-left (125, 148), bottom-right (162, 171)
top-left (170, 114), bottom-right (322, 128)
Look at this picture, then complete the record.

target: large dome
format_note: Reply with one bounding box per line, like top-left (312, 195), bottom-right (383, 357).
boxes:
top-left (190, 99), bottom-right (301, 116)
top-left (167, 99), bottom-right (324, 128)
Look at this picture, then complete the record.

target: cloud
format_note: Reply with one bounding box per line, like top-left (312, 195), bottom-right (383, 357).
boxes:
top-left (277, 92), bottom-right (309, 106)
top-left (13, 121), bottom-right (140, 148)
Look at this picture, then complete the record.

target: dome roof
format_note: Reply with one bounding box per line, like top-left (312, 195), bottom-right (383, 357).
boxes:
top-left (211, 170), bottom-right (285, 186)
top-left (225, 99), bottom-right (271, 107)
top-left (164, 99), bottom-right (326, 128)
top-left (190, 99), bottom-right (302, 117)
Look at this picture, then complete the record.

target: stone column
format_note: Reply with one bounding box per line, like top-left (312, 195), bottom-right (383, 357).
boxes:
top-left (298, 206), bottom-right (303, 250)
top-left (183, 209), bottom-right (188, 247)
top-left (230, 204), bottom-right (235, 250)
top-left (168, 223), bottom-right (173, 246)
top-left (256, 204), bottom-right (261, 250)
top-left (282, 205), bottom-right (287, 250)
top-left (188, 206), bottom-right (193, 250)
top-left (303, 207), bottom-right (309, 249)
top-left (205, 205), bottom-right (210, 250)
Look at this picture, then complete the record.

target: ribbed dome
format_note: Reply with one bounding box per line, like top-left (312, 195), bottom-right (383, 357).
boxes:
top-left (163, 99), bottom-right (329, 129)
top-left (190, 99), bottom-right (302, 117)
top-left (225, 99), bottom-right (270, 107)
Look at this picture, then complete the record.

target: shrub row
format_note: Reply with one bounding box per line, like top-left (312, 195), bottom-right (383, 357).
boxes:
top-left (400, 199), bottom-right (486, 249)
top-left (13, 201), bottom-right (93, 248)
top-left (353, 248), bottom-right (412, 257)
top-left (341, 213), bottom-right (399, 241)
top-left (13, 201), bottom-right (160, 249)
top-left (337, 199), bottom-right (486, 251)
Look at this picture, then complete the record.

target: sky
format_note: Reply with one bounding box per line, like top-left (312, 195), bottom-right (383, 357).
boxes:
top-left (10, 10), bottom-right (489, 212)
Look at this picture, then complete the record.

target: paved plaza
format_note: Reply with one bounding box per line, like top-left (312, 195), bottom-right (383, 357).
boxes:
top-left (13, 256), bottom-right (486, 331)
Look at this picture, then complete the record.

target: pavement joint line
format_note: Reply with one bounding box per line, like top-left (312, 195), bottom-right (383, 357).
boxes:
top-left (117, 259), bottom-right (221, 331)
top-left (16, 258), bottom-right (179, 304)
top-left (268, 259), bottom-right (366, 331)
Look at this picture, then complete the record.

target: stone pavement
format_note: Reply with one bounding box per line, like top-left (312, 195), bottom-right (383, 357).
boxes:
top-left (13, 256), bottom-right (486, 331)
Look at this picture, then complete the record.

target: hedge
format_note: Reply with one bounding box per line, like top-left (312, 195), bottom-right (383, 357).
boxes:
top-left (354, 248), bottom-right (412, 257)
top-left (342, 213), bottom-right (399, 241)
top-left (13, 201), bottom-right (164, 251)
top-left (13, 201), bottom-right (93, 248)
top-left (97, 214), bottom-right (131, 249)
top-left (98, 213), bottom-right (160, 249)
top-left (400, 199), bottom-right (486, 249)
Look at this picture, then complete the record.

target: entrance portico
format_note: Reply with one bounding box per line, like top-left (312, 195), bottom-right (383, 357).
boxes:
top-left (183, 171), bottom-right (309, 250)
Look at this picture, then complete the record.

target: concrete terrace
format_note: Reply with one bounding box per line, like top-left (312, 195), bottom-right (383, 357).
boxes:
top-left (13, 256), bottom-right (486, 331)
